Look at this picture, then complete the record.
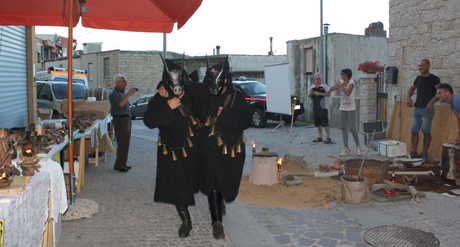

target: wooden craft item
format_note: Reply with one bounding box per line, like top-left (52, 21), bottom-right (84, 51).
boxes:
top-left (0, 183), bottom-right (24, 194)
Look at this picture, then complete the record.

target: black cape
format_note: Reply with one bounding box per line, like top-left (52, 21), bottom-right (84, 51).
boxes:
top-left (193, 83), bottom-right (252, 202)
top-left (143, 88), bottom-right (198, 206)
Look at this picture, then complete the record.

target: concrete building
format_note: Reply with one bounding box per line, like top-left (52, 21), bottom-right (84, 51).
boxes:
top-left (36, 34), bottom-right (75, 71)
top-left (387, 0), bottom-right (460, 122)
top-left (287, 29), bottom-right (388, 130)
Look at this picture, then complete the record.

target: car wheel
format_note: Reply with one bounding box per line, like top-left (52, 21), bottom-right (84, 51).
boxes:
top-left (283, 114), bottom-right (298, 124)
top-left (252, 108), bottom-right (267, 128)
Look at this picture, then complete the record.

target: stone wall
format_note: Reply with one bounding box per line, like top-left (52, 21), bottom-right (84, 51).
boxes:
top-left (387, 0), bottom-right (460, 124)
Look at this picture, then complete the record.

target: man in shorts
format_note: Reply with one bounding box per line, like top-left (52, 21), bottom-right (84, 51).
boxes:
top-left (308, 73), bottom-right (331, 144)
top-left (436, 83), bottom-right (460, 144)
top-left (407, 59), bottom-right (440, 162)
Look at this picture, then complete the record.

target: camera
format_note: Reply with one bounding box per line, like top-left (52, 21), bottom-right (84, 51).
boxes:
top-left (135, 87), bottom-right (138, 91)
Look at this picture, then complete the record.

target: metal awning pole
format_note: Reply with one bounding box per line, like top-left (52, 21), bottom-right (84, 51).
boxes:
top-left (68, 0), bottom-right (76, 205)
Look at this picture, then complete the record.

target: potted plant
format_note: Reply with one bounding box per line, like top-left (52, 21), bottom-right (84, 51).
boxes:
top-left (358, 61), bottom-right (385, 74)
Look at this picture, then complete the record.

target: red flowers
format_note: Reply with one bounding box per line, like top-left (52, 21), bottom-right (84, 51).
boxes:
top-left (358, 61), bottom-right (385, 74)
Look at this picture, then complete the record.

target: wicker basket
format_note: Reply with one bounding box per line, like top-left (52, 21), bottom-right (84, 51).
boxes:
top-left (344, 159), bottom-right (390, 187)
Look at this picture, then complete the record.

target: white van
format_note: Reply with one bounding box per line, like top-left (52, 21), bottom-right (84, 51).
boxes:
top-left (36, 66), bottom-right (89, 87)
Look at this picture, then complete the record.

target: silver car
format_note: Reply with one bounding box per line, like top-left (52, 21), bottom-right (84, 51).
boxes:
top-left (36, 81), bottom-right (88, 115)
top-left (130, 94), bottom-right (155, 119)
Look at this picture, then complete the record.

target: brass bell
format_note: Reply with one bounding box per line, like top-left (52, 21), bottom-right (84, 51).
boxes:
top-left (171, 150), bottom-right (177, 161)
top-left (236, 143), bottom-right (242, 153)
top-left (157, 135), bottom-right (162, 146)
top-left (222, 144), bottom-right (228, 155)
top-left (162, 145), bottom-right (168, 155)
top-left (188, 127), bottom-right (194, 137)
top-left (187, 138), bottom-right (193, 148)
top-left (229, 148), bottom-right (235, 158)
top-left (205, 116), bottom-right (211, 126)
top-left (210, 125), bottom-right (216, 136)
top-left (182, 148), bottom-right (187, 158)
top-left (190, 115), bottom-right (197, 125)
top-left (217, 136), bottom-right (223, 146)
top-left (242, 134), bottom-right (247, 143)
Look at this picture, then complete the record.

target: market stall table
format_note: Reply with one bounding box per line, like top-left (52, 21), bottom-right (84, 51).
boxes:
top-left (3, 136), bottom-right (69, 247)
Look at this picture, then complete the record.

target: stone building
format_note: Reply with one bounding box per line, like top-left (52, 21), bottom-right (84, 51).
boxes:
top-left (43, 50), bottom-right (164, 96)
top-left (387, 0), bottom-right (460, 122)
top-left (43, 48), bottom-right (287, 100)
top-left (286, 31), bottom-right (388, 130)
top-left (172, 55), bottom-right (287, 84)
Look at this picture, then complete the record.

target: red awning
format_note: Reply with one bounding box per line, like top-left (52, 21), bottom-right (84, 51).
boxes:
top-left (0, 0), bottom-right (202, 32)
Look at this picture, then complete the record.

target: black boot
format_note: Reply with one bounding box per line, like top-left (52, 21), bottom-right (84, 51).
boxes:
top-left (208, 189), bottom-right (225, 239)
top-left (176, 204), bottom-right (192, 238)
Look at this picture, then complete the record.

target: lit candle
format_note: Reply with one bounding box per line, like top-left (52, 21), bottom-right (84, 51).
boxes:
top-left (252, 140), bottom-right (256, 154)
top-left (277, 158), bottom-right (283, 184)
top-left (277, 158), bottom-right (283, 171)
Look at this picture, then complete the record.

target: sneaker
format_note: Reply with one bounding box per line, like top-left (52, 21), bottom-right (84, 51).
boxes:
top-left (339, 147), bottom-right (350, 156)
top-left (409, 151), bottom-right (420, 158)
top-left (421, 152), bottom-right (428, 163)
top-left (356, 146), bottom-right (363, 156)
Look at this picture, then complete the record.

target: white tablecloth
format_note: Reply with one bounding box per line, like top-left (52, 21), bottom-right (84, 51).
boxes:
top-left (0, 172), bottom-right (50, 247)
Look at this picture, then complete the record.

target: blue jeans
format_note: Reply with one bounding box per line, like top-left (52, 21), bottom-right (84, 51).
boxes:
top-left (411, 107), bottom-right (435, 133)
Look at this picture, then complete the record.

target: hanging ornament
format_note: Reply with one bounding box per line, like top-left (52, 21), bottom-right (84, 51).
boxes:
top-left (162, 145), bottom-right (168, 155)
top-left (222, 144), bottom-right (228, 155)
top-left (182, 148), bottom-right (187, 158)
top-left (171, 150), bottom-right (177, 161)
top-left (236, 143), bottom-right (242, 153)
top-left (187, 138), bottom-right (193, 148)
top-left (188, 127), bottom-right (194, 137)
top-left (242, 133), bottom-right (247, 143)
top-left (205, 116), bottom-right (211, 126)
top-left (229, 148), bottom-right (235, 158)
top-left (190, 115), bottom-right (197, 125)
top-left (217, 136), bottom-right (223, 146)
top-left (210, 125), bottom-right (216, 136)
top-left (157, 135), bottom-right (162, 146)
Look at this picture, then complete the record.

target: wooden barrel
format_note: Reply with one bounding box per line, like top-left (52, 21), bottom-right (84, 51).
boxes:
top-left (441, 143), bottom-right (460, 182)
top-left (84, 88), bottom-right (112, 101)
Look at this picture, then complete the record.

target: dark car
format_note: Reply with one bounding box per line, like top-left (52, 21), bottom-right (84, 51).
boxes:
top-left (232, 79), bottom-right (305, 128)
top-left (130, 94), bottom-right (155, 119)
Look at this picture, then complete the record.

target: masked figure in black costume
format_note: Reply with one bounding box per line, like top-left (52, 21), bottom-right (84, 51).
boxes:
top-left (143, 57), bottom-right (199, 238)
top-left (195, 59), bottom-right (252, 239)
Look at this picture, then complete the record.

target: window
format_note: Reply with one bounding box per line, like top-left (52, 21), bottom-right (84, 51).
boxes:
top-left (37, 84), bottom-right (52, 99)
top-left (88, 63), bottom-right (93, 81)
top-left (305, 48), bottom-right (314, 74)
top-left (103, 58), bottom-right (109, 78)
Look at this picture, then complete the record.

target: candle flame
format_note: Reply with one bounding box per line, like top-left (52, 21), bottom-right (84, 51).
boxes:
top-left (277, 158), bottom-right (283, 165)
top-left (1, 173), bottom-right (5, 178)
top-left (252, 140), bottom-right (255, 148)
top-left (25, 150), bottom-right (32, 154)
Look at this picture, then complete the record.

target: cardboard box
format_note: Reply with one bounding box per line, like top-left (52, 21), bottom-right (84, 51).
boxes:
top-left (378, 141), bottom-right (407, 157)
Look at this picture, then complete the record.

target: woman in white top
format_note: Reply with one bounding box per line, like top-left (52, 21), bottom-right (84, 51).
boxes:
top-left (328, 69), bottom-right (362, 156)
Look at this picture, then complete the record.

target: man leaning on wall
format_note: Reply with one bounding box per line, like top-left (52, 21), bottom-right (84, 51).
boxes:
top-left (406, 59), bottom-right (440, 162)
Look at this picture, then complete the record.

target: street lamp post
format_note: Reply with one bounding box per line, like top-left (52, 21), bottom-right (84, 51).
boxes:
top-left (323, 23), bottom-right (330, 84)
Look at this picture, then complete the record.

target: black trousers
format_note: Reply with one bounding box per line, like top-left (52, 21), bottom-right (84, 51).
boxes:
top-left (113, 117), bottom-right (131, 169)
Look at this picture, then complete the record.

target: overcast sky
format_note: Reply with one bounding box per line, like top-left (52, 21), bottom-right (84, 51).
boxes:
top-left (35, 0), bottom-right (390, 56)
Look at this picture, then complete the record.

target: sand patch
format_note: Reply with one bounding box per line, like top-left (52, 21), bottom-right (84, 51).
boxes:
top-left (238, 161), bottom-right (339, 209)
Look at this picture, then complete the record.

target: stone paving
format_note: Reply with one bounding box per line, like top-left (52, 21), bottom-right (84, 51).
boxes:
top-left (56, 120), bottom-right (460, 247)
